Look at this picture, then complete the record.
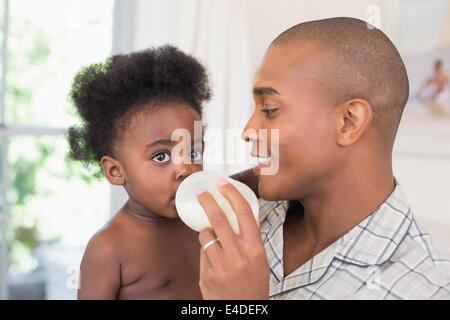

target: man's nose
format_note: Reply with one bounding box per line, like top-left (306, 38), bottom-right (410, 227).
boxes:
top-left (241, 127), bottom-right (259, 143)
top-left (241, 115), bottom-right (260, 142)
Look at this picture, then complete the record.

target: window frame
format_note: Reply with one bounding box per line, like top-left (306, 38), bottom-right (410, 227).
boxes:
top-left (0, 0), bottom-right (130, 300)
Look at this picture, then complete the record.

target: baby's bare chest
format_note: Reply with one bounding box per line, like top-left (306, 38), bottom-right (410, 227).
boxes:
top-left (116, 228), bottom-right (201, 299)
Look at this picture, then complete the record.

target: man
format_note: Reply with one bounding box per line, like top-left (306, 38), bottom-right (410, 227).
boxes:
top-left (196, 17), bottom-right (450, 299)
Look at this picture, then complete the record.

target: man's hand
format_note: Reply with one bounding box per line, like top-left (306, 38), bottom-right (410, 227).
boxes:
top-left (196, 178), bottom-right (269, 300)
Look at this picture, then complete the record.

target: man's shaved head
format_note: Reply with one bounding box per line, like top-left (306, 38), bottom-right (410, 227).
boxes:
top-left (270, 17), bottom-right (409, 145)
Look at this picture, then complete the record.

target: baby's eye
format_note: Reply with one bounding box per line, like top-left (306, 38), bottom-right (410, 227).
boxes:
top-left (191, 150), bottom-right (202, 161)
top-left (152, 152), bottom-right (171, 163)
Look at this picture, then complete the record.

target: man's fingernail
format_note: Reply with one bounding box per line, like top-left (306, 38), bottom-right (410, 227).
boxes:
top-left (196, 188), bottom-right (207, 197)
top-left (217, 178), bottom-right (229, 187)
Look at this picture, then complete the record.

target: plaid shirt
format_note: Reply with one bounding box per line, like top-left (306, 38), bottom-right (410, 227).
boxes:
top-left (258, 180), bottom-right (450, 299)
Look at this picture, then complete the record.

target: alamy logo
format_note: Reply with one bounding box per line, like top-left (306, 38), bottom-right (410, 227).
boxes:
top-left (170, 121), bottom-right (280, 175)
top-left (366, 5), bottom-right (382, 30)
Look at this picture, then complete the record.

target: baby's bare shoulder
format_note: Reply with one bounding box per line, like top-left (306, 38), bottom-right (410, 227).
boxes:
top-left (83, 212), bottom-right (132, 259)
top-left (78, 220), bottom-right (124, 299)
top-left (83, 225), bottom-right (119, 261)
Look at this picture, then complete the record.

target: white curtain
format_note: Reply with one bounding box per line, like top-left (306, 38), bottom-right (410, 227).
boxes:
top-left (177, 0), bottom-right (254, 175)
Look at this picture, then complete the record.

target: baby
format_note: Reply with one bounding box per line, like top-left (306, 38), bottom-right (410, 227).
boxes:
top-left (69, 45), bottom-right (232, 299)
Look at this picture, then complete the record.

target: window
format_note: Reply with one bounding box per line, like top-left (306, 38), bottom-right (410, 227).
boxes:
top-left (0, 0), bottom-right (114, 299)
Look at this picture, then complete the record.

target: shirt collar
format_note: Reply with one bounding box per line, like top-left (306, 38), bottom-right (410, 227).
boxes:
top-left (260, 178), bottom-right (414, 293)
top-left (334, 181), bottom-right (413, 266)
top-left (258, 197), bottom-right (288, 223)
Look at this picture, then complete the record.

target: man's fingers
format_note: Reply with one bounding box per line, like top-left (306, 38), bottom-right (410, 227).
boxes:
top-left (199, 245), bottom-right (213, 299)
top-left (198, 228), bottom-right (222, 267)
top-left (217, 179), bottom-right (260, 238)
top-left (196, 189), bottom-right (237, 251)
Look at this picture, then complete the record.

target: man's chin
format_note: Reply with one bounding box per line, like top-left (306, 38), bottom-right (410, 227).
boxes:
top-left (258, 173), bottom-right (304, 201)
top-left (258, 180), bottom-right (283, 201)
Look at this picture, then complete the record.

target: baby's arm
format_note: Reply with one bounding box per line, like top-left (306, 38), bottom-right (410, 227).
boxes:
top-left (77, 232), bottom-right (121, 300)
top-left (229, 168), bottom-right (259, 198)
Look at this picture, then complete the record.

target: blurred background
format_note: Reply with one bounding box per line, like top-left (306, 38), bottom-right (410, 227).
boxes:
top-left (0, 0), bottom-right (449, 299)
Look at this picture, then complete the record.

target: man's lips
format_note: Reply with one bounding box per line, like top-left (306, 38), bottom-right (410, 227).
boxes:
top-left (251, 154), bottom-right (273, 175)
top-left (251, 153), bottom-right (272, 162)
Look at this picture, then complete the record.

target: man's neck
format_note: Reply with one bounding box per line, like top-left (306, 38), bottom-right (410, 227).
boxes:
top-left (296, 154), bottom-right (395, 256)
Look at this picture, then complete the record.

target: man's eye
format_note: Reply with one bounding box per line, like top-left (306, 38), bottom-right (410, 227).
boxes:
top-left (152, 152), bottom-right (171, 163)
top-left (191, 150), bottom-right (202, 161)
top-left (261, 108), bottom-right (278, 117)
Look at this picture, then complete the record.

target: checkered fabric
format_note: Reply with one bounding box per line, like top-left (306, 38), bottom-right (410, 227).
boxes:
top-left (258, 180), bottom-right (450, 299)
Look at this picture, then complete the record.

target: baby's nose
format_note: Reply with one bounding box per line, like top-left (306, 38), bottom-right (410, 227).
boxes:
top-left (176, 167), bottom-right (192, 181)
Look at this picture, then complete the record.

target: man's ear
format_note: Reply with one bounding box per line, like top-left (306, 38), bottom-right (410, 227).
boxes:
top-left (100, 155), bottom-right (126, 185)
top-left (336, 99), bottom-right (373, 146)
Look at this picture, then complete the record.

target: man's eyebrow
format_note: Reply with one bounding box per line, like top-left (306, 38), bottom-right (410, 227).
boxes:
top-left (145, 138), bottom-right (203, 150)
top-left (253, 87), bottom-right (280, 96)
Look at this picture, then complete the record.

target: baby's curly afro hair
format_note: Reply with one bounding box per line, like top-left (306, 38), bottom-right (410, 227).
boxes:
top-left (67, 45), bottom-right (211, 174)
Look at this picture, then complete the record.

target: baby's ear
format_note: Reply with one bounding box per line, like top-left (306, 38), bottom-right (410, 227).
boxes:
top-left (336, 99), bottom-right (373, 146)
top-left (101, 155), bottom-right (126, 185)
